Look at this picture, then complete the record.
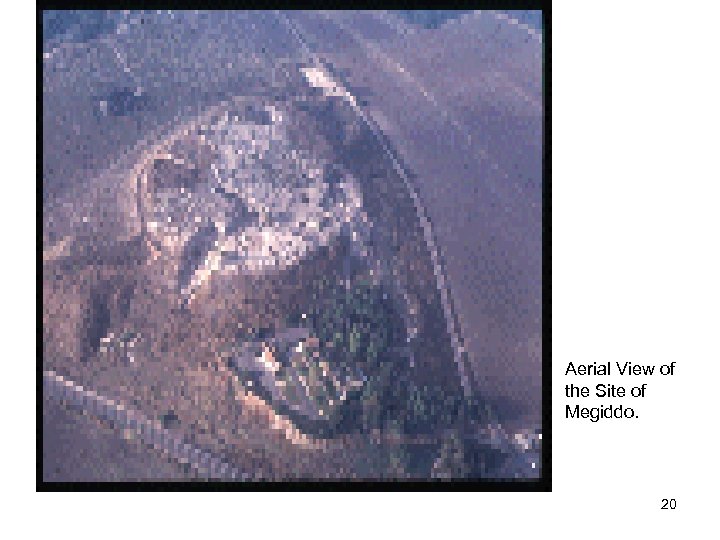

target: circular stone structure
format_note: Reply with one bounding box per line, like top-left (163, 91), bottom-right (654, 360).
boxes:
top-left (137, 98), bottom-right (370, 320)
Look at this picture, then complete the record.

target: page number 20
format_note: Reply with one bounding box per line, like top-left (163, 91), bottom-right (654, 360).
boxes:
top-left (661, 499), bottom-right (677, 509)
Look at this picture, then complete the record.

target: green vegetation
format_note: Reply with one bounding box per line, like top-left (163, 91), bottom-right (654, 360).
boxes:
top-left (289, 277), bottom-right (406, 431)
top-left (402, 381), bottom-right (463, 433)
top-left (291, 277), bottom-right (405, 375)
top-left (431, 428), bottom-right (470, 479)
top-left (289, 276), bottom-right (481, 436)
top-left (280, 274), bottom-right (501, 477)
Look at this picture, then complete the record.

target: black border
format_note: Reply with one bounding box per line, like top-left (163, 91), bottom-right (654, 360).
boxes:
top-left (38, 4), bottom-right (551, 492)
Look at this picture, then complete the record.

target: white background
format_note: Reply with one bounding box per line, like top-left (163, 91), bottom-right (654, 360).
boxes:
top-left (3, 2), bottom-right (719, 538)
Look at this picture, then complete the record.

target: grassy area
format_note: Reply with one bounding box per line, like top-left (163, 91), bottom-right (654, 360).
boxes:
top-left (291, 277), bottom-right (404, 373)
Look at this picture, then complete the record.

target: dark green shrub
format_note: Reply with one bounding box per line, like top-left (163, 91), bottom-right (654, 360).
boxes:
top-left (293, 278), bottom-right (405, 374)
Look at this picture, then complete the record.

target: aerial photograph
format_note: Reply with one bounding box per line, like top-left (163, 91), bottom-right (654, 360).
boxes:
top-left (41, 9), bottom-right (545, 484)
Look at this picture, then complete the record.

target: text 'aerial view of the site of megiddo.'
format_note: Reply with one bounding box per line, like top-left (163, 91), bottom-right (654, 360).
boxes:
top-left (41, 10), bottom-right (543, 482)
